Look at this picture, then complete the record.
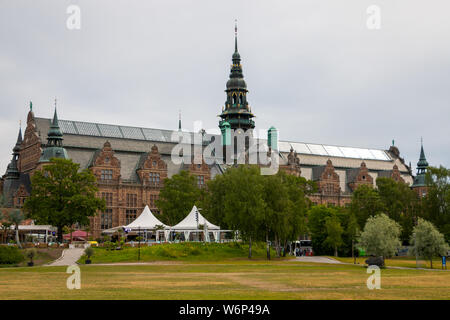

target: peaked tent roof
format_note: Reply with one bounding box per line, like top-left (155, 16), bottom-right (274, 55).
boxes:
top-left (171, 206), bottom-right (220, 230)
top-left (126, 205), bottom-right (169, 229)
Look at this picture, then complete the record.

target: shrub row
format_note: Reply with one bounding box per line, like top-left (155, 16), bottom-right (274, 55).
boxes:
top-left (0, 246), bottom-right (24, 265)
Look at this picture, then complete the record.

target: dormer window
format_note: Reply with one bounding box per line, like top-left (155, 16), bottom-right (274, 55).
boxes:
top-left (153, 161), bottom-right (157, 167)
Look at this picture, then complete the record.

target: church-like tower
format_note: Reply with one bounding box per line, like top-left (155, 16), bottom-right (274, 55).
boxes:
top-left (218, 23), bottom-right (255, 132)
top-left (411, 140), bottom-right (429, 197)
top-left (38, 108), bottom-right (69, 164)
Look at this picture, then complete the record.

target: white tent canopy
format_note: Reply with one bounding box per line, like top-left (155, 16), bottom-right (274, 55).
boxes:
top-left (126, 205), bottom-right (169, 230)
top-left (171, 205), bottom-right (220, 230)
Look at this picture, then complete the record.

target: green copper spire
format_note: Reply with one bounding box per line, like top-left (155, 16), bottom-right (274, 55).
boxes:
top-left (412, 139), bottom-right (429, 187)
top-left (219, 21), bottom-right (255, 132)
top-left (47, 108), bottom-right (64, 145)
top-left (416, 138), bottom-right (429, 174)
top-left (39, 106), bottom-right (69, 163)
top-left (5, 126), bottom-right (22, 179)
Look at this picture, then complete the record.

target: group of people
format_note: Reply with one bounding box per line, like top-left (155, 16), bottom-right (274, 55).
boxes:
top-left (294, 247), bottom-right (312, 257)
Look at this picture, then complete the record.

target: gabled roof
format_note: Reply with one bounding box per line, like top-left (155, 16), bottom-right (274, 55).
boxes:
top-left (171, 205), bottom-right (220, 230)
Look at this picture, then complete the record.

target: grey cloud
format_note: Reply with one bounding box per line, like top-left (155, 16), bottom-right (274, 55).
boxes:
top-left (0, 0), bottom-right (448, 174)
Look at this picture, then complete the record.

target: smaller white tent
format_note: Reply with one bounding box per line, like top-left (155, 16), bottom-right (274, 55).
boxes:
top-left (102, 206), bottom-right (168, 235)
top-left (172, 205), bottom-right (220, 230)
top-left (126, 205), bottom-right (169, 230)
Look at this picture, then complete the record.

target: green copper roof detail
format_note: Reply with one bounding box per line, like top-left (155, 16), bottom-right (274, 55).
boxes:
top-left (412, 140), bottom-right (429, 188)
top-left (47, 108), bottom-right (63, 141)
top-left (39, 107), bottom-right (69, 163)
top-left (219, 22), bottom-right (255, 132)
top-left (5, 126), bottom-right (22, 179)
top-left (13, 127), bottom-right (22, 153)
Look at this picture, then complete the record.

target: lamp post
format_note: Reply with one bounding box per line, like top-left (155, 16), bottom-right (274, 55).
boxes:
top-left (352, 238), bottom-right (355, 264)
top-left (138, 226), bottom-right (141, 261)
top-left (414, 232), bottom-right (418, 268)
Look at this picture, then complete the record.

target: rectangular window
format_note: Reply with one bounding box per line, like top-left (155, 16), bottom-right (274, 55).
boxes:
top-left (102, 192), bottom-right (113, 206)
top-left (126, 194), bottom-right (137, 207)
top-left (101, 209), bottom-right (113, 230)
top-left (197, 175), bottom-right (205, 187)
top-left (149, 194), bottom-right (159, 208)
top-left (126, 209), bottom-right (137, 225)
top-left (149, 172), bottom-right (160, 185)
top-left (101, 169), bottom-right (113, 180)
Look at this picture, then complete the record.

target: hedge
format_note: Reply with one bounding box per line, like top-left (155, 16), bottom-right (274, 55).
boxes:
top-left (0, 246), bottom-right (24, 265)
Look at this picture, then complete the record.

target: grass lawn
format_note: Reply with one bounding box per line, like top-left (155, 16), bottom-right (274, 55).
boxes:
top-left (78, 242), bottom-right (286, 264)
top-left (0, 260), bottom-right (449, 299)
top-left (331, 256), bottom-right (447, 270)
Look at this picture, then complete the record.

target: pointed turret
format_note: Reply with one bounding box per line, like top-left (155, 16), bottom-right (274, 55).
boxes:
top-left (38, 106), bottom-right (69, 163)
top-left (412, 139), bottom-right (429, 189)
top-left (5, 126), bottom-right (22, 180)
top-left (219, 21), bottom-right (255, 132)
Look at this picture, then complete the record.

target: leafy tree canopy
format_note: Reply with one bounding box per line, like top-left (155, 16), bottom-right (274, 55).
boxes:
top-left (423, 166), bottom-right (450, 242)
top-left (156, 170), bottom-right (205, 226)
top-left (409, 218), bottom-right (449, 268)
top-left (358, 213), bottom-right (402, 259)
top-left (23, 158), bottom-right (105, 242)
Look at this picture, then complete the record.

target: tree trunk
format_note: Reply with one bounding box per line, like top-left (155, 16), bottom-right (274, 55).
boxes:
top-left (248, 236), bottom-right (252, 259)
top-left (430, 257), bottom-right (433, 269)
top-left (275, 234), bottom-right (280, 258)
top-left (15, 225), bottom-right (21, 248)
top-left (266, 232), bottom-right (270, 260)
top-left (57, 226), bottom-right (63, 243)
top-left (334, 246), bottom-right (337, 257)
top-left (283, 240), bottom-right (287, 257)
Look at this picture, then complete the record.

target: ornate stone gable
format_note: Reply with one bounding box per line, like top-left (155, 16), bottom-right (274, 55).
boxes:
top-left (348, 162), bottom-right (374, 191)
top-left (186, 155), bottom-right (211, 188)
top-left (318, 159), bottom-right (341, 195)
top-left (90, 141), bottom-right (121, 182)
top-left (13, 184), bottom-right (29, 207)
top-left (391, 165), bottom-right (405, 183)
top-left (281, 147), bottom-right (301, 177)
top-left (136, 145), bottom-right (168, 187)
top-left (19, 109), bottom-right (42, 173)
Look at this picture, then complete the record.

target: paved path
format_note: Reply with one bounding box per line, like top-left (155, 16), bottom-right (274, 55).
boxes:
top-left (47, 248), bottom-right (84, 266)
top-left (294, 256), bottom-right (343, 264)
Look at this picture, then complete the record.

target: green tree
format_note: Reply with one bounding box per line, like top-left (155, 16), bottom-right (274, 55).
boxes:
top-left (344, 211), bottom-right (360, 259)
top-left (261, 173), bottom-right (288, 258)
top-left (409, 218), bottom-right (449, 269)
top-left (278, 172), bottom-right (315, 256)
top-left (204, 173), bottom-right (229, 229)
top-left (422, 166), bottom-right (450, 242)
top-left (156, 170), bottom-right (204, 226)
top-left (8, 209), bottom-right (24, 248)
top-left (307, 205), bottom-right (337, 255)
top-left (0, 196), bottom-right (9, 243)
top-left (376, 177), bottom-right (418, 241)
top-left (324, 215), bottom-right (344, 257)
top-left (220, 165), bottom-right (265, 259)
top-left (358, 213), bottom-right (402, 261)
top-left (23, 158), bottom-right (105, 242)
top-left (349, 185), bottom-right (384, 229)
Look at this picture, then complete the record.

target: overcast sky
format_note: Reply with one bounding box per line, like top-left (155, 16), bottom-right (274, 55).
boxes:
top-left (1, 0), bottom-right (449, 174)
